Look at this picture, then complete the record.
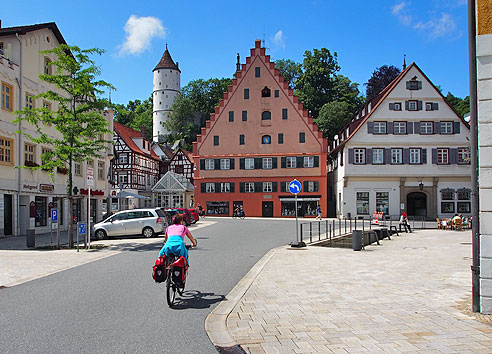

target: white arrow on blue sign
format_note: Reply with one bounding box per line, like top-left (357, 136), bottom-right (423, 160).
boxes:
top-left (289, 179), bottom-right (302, 195)
top-left (51, 209), bottom-right (58, 222)
top-left (78, 222), bottom-right (87, 235)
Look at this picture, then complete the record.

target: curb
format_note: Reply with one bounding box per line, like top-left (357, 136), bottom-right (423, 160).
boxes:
top-left (205, 247), bottom-right (279, 353)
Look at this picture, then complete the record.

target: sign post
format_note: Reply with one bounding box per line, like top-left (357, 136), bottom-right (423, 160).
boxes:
top-left (289, 179), bottom-right (302, 246)
top-left (87, 167), bottom-right (94, 250)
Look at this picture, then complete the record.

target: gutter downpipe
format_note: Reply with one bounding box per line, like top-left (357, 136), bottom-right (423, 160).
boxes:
top-left (15, 33), bottom-right (23, 238)
top-left (468, 0), bottom-right (480, 313)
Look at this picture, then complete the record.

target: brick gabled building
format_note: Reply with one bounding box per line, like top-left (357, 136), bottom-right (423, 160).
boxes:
top-left (193, 40), bottom-right (328, 217)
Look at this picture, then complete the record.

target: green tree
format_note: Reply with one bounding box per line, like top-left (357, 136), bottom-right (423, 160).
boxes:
top-left (165, 77), bottom-right (232, 149)
top-left (114, 97), bottom-right (153, 140)
top-left (14, 45), bottom-right (114, 248)
top-left (274, 59), bottom-right (302, 89)
top-left (446, 92), bottom-right (470, 117)
top-left (314, 101), bottom-right (354, 139)
top-left (295, 48), bottom-right (341, 118)
top-left (365, 65), bottom-right (401, 102)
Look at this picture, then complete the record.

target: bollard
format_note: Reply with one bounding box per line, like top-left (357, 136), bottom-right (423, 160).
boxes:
top-left (352, 230), bottom-right (363, 251)
top-left (26, 229), bottom-right (35, 248)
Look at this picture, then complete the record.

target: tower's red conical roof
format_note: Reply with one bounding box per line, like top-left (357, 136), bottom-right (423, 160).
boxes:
top-left (153, 45), bottom-right (180, 72)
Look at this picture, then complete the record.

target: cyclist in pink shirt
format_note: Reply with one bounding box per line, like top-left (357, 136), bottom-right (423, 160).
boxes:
top-left (159, 214), bottom-right (196, 261)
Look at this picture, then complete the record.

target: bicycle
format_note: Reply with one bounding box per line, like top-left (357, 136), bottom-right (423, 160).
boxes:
top-left (232, 211), bottom-right (245, 220)
top-left (165, 244), bottom-right (192, 308)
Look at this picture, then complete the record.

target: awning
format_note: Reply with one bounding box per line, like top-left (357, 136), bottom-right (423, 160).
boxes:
top-left (279, 197), bottom-right (320, 202)
top-left (115, 191), bottom-right (149, 199)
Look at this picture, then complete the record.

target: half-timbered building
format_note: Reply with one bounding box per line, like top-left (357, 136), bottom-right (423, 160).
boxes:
top-left (111, 122), bottom-right (160, 209)
top-left (169, 148), bottom-right (194, 184)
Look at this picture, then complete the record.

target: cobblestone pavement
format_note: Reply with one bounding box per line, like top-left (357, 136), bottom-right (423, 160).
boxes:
top-left (225, 230), bottom-right (492, 353)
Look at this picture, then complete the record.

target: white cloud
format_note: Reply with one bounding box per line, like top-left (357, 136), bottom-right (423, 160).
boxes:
top-left (272, 30), bottom-right (285, 49)
top-left (414, 13), bottom-right (456, 39)
top-left (392, 1), bottom-right (406, 15)
top-left (391, 1), bottom-right (413, 26)
top-left (119, 15), bottom-right (165, 55)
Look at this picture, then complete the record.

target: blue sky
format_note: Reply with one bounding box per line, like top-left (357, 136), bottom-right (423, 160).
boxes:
top-left (4, 0), bottom-right (469, 105)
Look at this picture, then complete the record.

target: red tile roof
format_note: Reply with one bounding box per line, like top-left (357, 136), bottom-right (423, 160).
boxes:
top-left (114, 122), bottom-right (159, 160)
top-left (153, 45), bottom-right (180, 72)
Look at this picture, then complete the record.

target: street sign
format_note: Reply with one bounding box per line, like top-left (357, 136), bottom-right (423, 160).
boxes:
top-left (289, 179), bottom-right (302, 195)
top-left (78, 222), bottom-right (87, 235)
top-left (51, 209), bottom-right (58, 222)
top-left (87, 167), bottom-right (94, 176)
top-left (87, 167), bottom-right (94, 186)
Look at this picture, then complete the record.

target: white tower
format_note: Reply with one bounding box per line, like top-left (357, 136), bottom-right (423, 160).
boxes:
top-left (152, 45), bottom-right (181, 142)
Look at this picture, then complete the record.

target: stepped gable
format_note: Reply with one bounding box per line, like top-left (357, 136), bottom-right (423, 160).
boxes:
top-left (330, 62), bottom-right (470, 154)
top-left (114, 122), bottom-right (160, 159)
top-left (153, 45), bottom-right (180, 72)
top-left (193, 39), bottom-right (328, 155)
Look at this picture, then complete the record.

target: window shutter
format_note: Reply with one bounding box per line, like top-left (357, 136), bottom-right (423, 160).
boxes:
top-left (421, 149), bottom-right (427, 164)
top-left (414, 122), bottom-right (421, 134)
top-left (348, 148), bottom-right (354, 164)
top-left (272, 182), bottom-right (278, 192)
top-left (229, 158), bottom-right (235, 169)
top-left (403, 148), bottom-right (410, 164)
top-left (201, 183), bottom-right (206, 193)
top-left (281, 157), bottom-right (286, 168)
top-left (230, 183), bottom-right (235, 193)
top-left (384, 148), bottom-right (391, 164)
top-left (254, 182), bottom-right (262, 192)
top-left (434, 122), bottom-right (441, 134)
top-left (432, 103), bottom-right (439, 110)
top-left (418, 81), bottom-right (422, 89)
top-left (406, 81), bottom-right (411, 89)
top-left (407, 122), bottom-right (414, 134)
top-left (272, 157), bottom-right (278, 169)
top-left (314, 181), bottom-right (319, 192)
top-left (297, 156), bottom-right (304, 168)
top-left (366, 149), bottom-right (372, 165)
top-left (280, 182), bottom-right (286, 192)
top-left (432, 148), bottom-right (437, 164)
top-left (367, 122), bottom-right (374, 134)
top-left (214, 159), bottom-right (220, 170)
top-left (239, 158), bottom-right (245, 169)
top-left (254, 158), bottom-right (262, 169)
top-left (405, 101), bottom-right (409, 111)
top-left (314, 156), bottom-right (319, 167)
top-left (387, 122), bottom-right (394, 134)
top-left (450, 148), bottom-right (458, 164)
top-left (240, 182), bottom-right (245, 193)
top-left (418, 101), bottom-right (423, 111)
top-left (389, 103), bottom-right (395, 110)
top-left (215, 183), bottom-right (220, 192)
top-left (453, 122), bottom-right (460, 134)
top-left (200, 159), bottom-right (205, 170)
top-left (304, 181), bottom-right (308, 191)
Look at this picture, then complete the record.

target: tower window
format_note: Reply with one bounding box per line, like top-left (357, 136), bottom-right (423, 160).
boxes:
top-left (255, 67), bottom-right (260, 77)
top-left (244, 89), bottom-right (249, 99)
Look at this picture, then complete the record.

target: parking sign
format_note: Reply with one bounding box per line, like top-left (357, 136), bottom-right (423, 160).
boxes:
top-left (51, 209), bottom-right (58, 222)
top-left (78, 222), bottom-right (87, 235)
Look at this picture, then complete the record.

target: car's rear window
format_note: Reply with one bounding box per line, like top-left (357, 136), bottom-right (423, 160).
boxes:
top-left (155, 209), bottom-right (166, 217)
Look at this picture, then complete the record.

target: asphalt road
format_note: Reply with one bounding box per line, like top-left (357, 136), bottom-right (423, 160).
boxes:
top-left (0, 217), bottom-right (297, 354)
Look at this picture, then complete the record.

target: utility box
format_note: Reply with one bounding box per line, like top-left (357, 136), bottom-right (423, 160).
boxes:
top-left (26, 229), bottom-right (35, 248)
top-left (352, 230), bottom-right (363, 251)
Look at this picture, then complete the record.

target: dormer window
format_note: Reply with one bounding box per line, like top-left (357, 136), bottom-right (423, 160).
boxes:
top-left (261, 86), bottom-right (271, 97)
top-left (406, 78), bottom-right (422, 90)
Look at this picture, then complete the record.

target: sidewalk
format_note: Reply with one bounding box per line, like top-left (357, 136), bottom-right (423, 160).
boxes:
top-left (207, 229), bottom-right (492, 353)
top-left (0, 230), bottom-right (81, 250)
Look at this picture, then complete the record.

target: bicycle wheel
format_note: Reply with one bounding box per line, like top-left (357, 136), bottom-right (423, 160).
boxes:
top-left (166, 267), bottom-right (176, 307)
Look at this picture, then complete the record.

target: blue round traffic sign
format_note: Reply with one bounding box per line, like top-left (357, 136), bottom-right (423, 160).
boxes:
top-left (289, 180), bottom-right (302, 195)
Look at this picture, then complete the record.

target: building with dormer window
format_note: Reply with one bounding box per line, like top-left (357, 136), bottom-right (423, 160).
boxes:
top-left (328, 62), bottom-right (471, 220)
top-left (193, 40), bottom-right (328, 217)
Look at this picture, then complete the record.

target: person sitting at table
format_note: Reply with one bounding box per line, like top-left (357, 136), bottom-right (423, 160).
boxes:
top-left (452, 213), bottom-right (462, 222)
top-left (399, 212), bottom-right (412, 233)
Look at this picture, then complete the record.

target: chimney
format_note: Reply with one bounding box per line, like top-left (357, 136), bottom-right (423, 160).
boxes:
top-left (236, 53), bottom-right (240, 72)
top-left (140, 126), bottom-right (146, 138)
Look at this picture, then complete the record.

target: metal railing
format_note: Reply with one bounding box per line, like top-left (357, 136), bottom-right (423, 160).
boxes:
top-left (299, 216), bottom-right (435, 245)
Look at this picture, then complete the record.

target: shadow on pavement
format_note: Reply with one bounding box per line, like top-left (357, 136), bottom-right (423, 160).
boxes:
top-left (171, 290), bottom-right (226, 310)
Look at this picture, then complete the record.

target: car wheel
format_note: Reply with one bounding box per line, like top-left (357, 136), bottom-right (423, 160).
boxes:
top-left (95, 229), bottom-right (107, 240)
top-left (142, 227), bottom-right (155, 238)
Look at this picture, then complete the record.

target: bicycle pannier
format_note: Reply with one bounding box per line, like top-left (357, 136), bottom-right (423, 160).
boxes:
top-left (172, 256), bottom-right (188, 285)
top-left (152, 256), bottom-right (167, 283)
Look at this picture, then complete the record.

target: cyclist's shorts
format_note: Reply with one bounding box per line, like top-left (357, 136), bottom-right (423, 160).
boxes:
top-left (160, 235), bottom-right (189, 262)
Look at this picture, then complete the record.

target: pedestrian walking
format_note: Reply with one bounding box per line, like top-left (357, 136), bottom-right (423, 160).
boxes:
top-left (316, 205), bottom-right (322, 220)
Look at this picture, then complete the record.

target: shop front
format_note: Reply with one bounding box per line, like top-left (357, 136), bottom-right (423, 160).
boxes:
top-left (206, 201), bottom-right (230, 215)
top-left (279, 196), bottom-right (321, 217)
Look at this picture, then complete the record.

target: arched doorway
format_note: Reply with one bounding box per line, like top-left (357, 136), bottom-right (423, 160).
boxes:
top-left (407, 192), bottom-right (427, 217)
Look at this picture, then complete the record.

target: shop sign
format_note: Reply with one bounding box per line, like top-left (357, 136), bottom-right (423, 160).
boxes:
top-left (206, 201), bottom-right (229, 207)
top-left (39, 184), bottom-right (54, 192)
top-left (23, 184), bottom-right (37, 191)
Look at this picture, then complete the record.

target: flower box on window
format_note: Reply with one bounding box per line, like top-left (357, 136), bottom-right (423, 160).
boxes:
top-left (57, 166), bottom-right (68, 174)
top-left (24, 160), bottom-right (39, 168)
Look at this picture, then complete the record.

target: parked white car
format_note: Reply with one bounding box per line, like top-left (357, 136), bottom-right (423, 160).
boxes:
top-left (93, 208), bottom-right (167, 240)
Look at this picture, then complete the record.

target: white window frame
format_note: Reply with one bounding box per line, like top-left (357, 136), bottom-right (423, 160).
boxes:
top-left (286, 156), bottom-right (296, 168)
top-left (373, 122), bottom-right (387, 134)
top-left (394, 102), bottom-right (402, 111)
top-left (426, 102), bottom-right (433, 111)
top-left (220, 158), bottom-right (230, 170)
top-left (409, 148), bottom-right (421, 164)
top-left (245, 158), bottom-right (254, 170)
top-left (98, 161), bottom-right (105, 179)
top-left (221, 183), bottom-right (230, 193)
top-left (394, 122), bottom-right (406, 134)
top-left (457, 147), bottom-right (470, 164)
top-left (372, 148), bottom-right (384, 164)
top-left (303, 156), bottom-right (314, 168)
top-left (206, 183), bottom-right (215, 193)
top-left (408, 100), bottom-right (417, 111)
top-left (262, 157), bottom-right (272, 169)
top-left (74, 162), bottom-right (82, 176)
top-left (205, 159), bottom-right (214, 170)
top-left (437, 148), bottom-right (449, 165)
top-left (420, 122), bottom-right (433, 134)
top-left (391, 148), bottom-right (402, 164)
top-left (118, 173), bottom-right (128, 184)
top-left (24, 143), bottom-right (36, 163)
top-left (354, 148), bottom-right (365, 164)
top-left (263, 182), bottom-right (272, 193)
top-left (119, 154), bottom-right (128, 164)
top-left (306, 181), bottom-right (315, 192)
top-left (440, 121), bottom-right (453, 134)
top-left (245, 182), bottom-right (255, 193)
